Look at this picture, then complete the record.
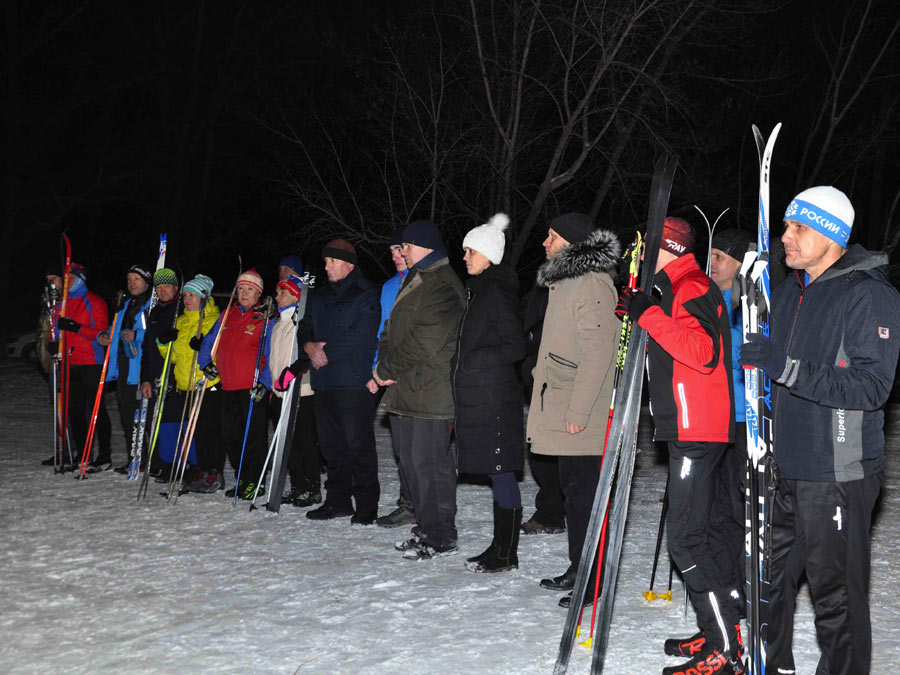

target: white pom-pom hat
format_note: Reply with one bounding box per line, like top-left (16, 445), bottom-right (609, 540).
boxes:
top-left (462, 213), bottom-right (509, 265)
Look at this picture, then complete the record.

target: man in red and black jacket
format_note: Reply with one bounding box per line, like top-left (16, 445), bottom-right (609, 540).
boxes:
top-left (617, 217), bottom-right (743, 675)
top-left (46, 264), bottom-right (112, 469)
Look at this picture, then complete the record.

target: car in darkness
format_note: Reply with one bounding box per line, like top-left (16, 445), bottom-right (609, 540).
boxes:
top-left (6, 331), bottom-right (38, 364)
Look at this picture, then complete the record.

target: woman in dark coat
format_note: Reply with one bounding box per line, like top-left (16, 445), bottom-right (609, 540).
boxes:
top-left (453, 213), bottom-right (527, 573)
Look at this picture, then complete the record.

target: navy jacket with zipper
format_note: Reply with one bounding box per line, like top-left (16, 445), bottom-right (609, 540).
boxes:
top-left (297, 267), bottom-right (380, 391)
top-left (770, 244), bottom-right (900, 482)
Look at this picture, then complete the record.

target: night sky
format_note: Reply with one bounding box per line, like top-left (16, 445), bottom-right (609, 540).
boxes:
top-left (5, 0), bottom-right (899, 337)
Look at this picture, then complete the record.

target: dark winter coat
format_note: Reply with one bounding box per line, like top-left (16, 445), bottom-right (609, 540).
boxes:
top-left (639, 253), bottom-right (734, 443)
top-left (298, 267), bottom-right (380, 391)
top-left (377, 256), bottom-right (465, 419)
top-left (519, 284), bottom-right (549, 390)
top-left (770, 245), bottom-right (900, 482)
top-left (453, 264), bottom-right (526, 475)
top-left (139, 298), bottom-right (179, 384)
top-left (526, 230), bottom-right (621, 455)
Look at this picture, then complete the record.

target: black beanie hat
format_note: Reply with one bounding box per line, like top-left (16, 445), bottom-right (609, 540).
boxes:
top-left (389, 225), bottom-right (406, 247)
top-left (402, 220), bottom-right (444, 251)
top-left (712, 228), bottom-right (753, 262)
top-left (549, 212), bottom-right (594, 245)
top-left (128, 264), bottom-right (153, 285)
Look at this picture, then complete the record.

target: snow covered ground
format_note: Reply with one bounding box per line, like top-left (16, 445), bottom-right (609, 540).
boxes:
top-left (1, 359), bottom-right (898, 674)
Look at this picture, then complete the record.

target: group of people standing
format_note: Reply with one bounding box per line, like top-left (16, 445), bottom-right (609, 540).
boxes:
top-left (39, 182), bottom-right (898, 674)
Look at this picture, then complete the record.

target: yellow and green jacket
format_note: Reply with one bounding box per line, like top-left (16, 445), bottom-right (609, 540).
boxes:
top-left (158, 299), bottom-right (221, 390)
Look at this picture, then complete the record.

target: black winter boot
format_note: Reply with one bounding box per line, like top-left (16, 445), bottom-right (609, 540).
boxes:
top-left (465, 504), bottom-right (521, 573)
top-left (466, 501), bottom-right (500, 564)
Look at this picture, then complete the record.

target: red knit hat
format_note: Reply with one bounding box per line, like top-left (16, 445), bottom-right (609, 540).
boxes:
top-left (661, 217), bottom-right (694, 256)
top-left (236, 268), bottom-right (264, 293)
top-left (276, 275), bottom-right (302, 299)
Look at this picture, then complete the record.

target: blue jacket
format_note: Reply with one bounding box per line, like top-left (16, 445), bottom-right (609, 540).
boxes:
top-left (373, 269), bottom-right (408, 369)
top-left (721, 288), bottom-right (746, 423)
top-left (298, 267), bottom-right (380, 391)
top-left (769, 245), bottom-right (900, 481)
top-left (106, 295), bottom-right (152, 385)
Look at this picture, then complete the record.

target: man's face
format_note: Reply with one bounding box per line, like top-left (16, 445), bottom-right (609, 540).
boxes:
top-left (390, 245), bottom-right (407, 273)
top-left (782, 219), bottom-right (836, 271)
top-left (156, 284), bottom-right (178, 303)
top-left (237, 283), bottom-right (261, 309)
top-left (324, 257), bottom-right (353, 283)
top-left (46, 274), bottom-right (63, 290)
top-left (275, 286), bottom-right (297, 308)
top-left (127, 272), bottom-right (149, 297)
top-left (709, 249), bottom-right (742, 291)
top-left (401, 243), bottom-right (432, 268)
top-left (542, 228), bottom-right (570, 259)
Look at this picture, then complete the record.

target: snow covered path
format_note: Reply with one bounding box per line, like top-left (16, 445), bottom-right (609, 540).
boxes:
top-left (1, 360), bottom-right (897, 674)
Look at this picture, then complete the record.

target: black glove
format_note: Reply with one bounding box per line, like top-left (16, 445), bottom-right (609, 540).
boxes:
top-left (189, 335), bottom-right (204, 351)
top-left (157, 328), bottom-right (178, 345)
top-left (58, 317), bottom-right (81, 333)
top-left (614, 288), bottom-right (657, 322)
top-left (739, 334), bottom-right (790, 383)
top-left (202, 363), bottom-right (219, 380)
top-left (251, 382), bottom-right (268, 402)
top-left (48, 341), bottom-right (59, 355)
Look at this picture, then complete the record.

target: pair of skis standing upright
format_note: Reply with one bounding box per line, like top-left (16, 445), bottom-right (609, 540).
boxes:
top-left (553, 123), bottom-right (781, 674)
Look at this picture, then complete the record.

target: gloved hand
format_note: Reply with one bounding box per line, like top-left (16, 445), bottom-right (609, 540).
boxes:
top-left (189, 335), bottom-right (204, 351)
top-left (274, 361), bottom-right (306, 392)
top-left (157, 328), bottom-right (178, 345)
top-left (252, 300), bottom-right (274, 321)
top-left (48, 341), bottom-right (59, 355)
top-left (614, 288), bottom-right (657, 322)
top-left (251, 382), bottom-right (268, 402)
top-left (58, 317), bottom-right (81, 333)
top-left (739, 334), bottom-right (790, 382)
top-left (202, 363), bottom-right (219, 380)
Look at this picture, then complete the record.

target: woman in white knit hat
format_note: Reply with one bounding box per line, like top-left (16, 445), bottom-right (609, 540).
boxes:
top-left (452, 213), bottom-right (527, 573)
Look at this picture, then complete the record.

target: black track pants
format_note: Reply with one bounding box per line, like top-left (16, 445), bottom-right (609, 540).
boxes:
top-left (667, 440), bottom-right (740, 653)
top-left (767, 473), bottom-right (882, 675)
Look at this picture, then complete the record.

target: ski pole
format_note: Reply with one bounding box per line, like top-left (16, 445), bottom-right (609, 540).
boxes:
top-left (579, 233), bottom-right (643, 646)
top-left (249, 410), bottom-right (286, 511)
top-left (77, 299), bottom-right (123, 478)
top-left (170, 384), bottom-right (207, 502)
top-left (642, 477), bottom-right (670, 602)
top-left (168, 298), bottom-right (208, 497)
top-left (59, 234), bottom-right (73, 473)
top-left (163, 270), bottom-right (238, 503)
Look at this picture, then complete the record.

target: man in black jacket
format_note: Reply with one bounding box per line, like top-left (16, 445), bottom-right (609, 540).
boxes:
top-left (741, 186), bottom-right (900, 674)
top-left (299, 240), bottom-right (381, 524)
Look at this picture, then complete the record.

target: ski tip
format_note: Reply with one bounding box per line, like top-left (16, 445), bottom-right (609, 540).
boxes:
top-left (579, 637), bottom-right (593, 650)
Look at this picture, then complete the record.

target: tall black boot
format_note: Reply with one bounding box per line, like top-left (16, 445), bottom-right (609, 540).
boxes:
top-left (465, 504), bottom-right (521, 573)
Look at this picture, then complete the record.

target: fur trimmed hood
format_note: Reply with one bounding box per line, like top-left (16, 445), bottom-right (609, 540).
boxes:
top-left (537, 229), bottom-right (621, 287)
